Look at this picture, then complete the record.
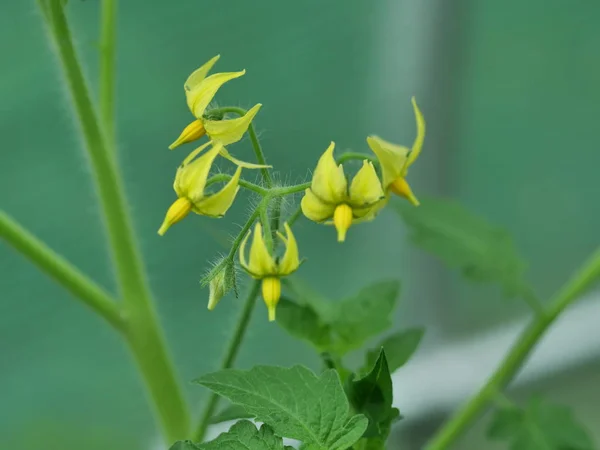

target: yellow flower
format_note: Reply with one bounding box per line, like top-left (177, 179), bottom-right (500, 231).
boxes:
top-left (300, 142), bottom-right (385, 242)
top-left (169, 55), bottom-right (262, 149)
top-left (158, 141), bottom-right (242, 235)
top-left (367, 97), bottom-right (425, 206)
top-left (239, 222), bottom-right (301, 321)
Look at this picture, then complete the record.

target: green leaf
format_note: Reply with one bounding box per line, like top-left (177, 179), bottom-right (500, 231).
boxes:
top-left (487, 396), bottom-right (595, 449)
top-left (396, 198), bottom-right (529, 297)
top-left (280, 278), bottom-right (400, 356)
top-left (195, 365), bottom-right (368, 450)
top-left (361, 328), bottom-right (424, 375)
top-left (210, 403), bottom-right (254, 424)
top-left (349, 350), bottom-right (399, 440)
top-left (330, 281), bottom-right (399, 353)
top-left (276, 297), bottom-right (332, 351)
top-left (170, 421), bottom-right (287, 450)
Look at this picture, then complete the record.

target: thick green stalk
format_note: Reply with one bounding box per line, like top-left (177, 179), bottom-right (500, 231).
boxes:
top-left (193, 281), bottom-right (261, 442)
top-left (0, 211), bottom-right (124, 331)
top-left (99, 0), bottom-right (117, 147)
top-left (425, 246), bottom-right (600, 450)
top-left (41, 0), bottom-right (190, 442)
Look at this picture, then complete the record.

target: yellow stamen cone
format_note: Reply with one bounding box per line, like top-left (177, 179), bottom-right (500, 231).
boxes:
top-left (390, 178), bottom-right (420, 206)
top-left (158, 197), bottom-right (192, 235)
top-left (333, 203), bottom-right (353, 242)
top-left (261, 277), bottom-right (281, 322)
top-left (169, 119), bottom-right (206, 150)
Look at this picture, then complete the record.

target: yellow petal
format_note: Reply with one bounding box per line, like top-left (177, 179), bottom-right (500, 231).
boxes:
top-left (169, 119), bottom-right (206, 150)
top-left (219, 146), bottom-right (271, 169)
top-left (204, 104), bottom-right (262, 146)
top-left (406, 97), bottom-right (426, 170)
top-left (239, 230), bottom-right (252, 274)
top-left (390, 177), bottom-right (420, 206)
top-left (349, 160), bottom-right (385, 208)
top-left (248, 223), bottom-right (276, 276)
top-left (186, 71), bottom-right (246, 118)
top-left (184, 55), bottom-right (220, 92)
top-left (277, 223), bottom-right (300, 276)
top-left (366, 135), bottom-right (408, 189)
top-left (158, 197), bottom-right (192, 236)
top-left (333, 203), bottom-right (353, 242)
top-left (353, 195), bottom-right (389, 221)
top-left (193, 166), bottom-right (241, 217)
top-left (310, 141), bottom-right (347, 204)
top-left (174, 143), bottom-right (221, 200)
top-left (300, 188), bottom-right (336, 222)
top-left (261, 277), bottom-right (281, 322)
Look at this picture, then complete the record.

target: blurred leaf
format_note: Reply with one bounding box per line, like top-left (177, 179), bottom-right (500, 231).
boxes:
top-left (210, 403), bottom-right (254, 424)
top-left (361, 328), bottom-right (424, 375)
top-left (348, 350), bottom-right (399, 441)
top-left (487, 396), bottom-right (595, 449)
top-left (396, 198), bottom-right (529, 297)
top-left (195, 365), bottom-right (368, 450)
top-left (280, 278), bottom-right (400, 356)
top-left (170, 422), bottom-right (289, 450)
top-left (352, 437), bottom-right (387, 450)
top-left (276, 296), bottom-right (332, 351)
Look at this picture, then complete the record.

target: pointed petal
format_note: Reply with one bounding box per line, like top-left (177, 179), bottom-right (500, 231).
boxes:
top-left (239, 230), bottom-right (251, 273)
top-left (193, 166), bottom-right (241, 217)
top-left (219, 146), bottom-right (271, 169)
top-left (277, 223), bottom-right (300, 275)
top-left (168, 119), bottom-right (206, 150)
top-left (310, 142), bottom-right (347, 204)
top-left (367, 135), bottom-right (408, 189)
top-left (204, 104), bottom-right (262, 145)
top-left (407, 97), bottom-right (426, 169)
top-left (248, 223), bottom-right (276, 276)
top-left (186, 70), bottom-right (246, 118)
top-left (174, 143), bottom-right (222, 200)
top-left (300, 188), bottom-right (336, 222)
top-left (184, 55), bottom-right (220, 92)
top-left (349, 160), bottom-right (385, 207)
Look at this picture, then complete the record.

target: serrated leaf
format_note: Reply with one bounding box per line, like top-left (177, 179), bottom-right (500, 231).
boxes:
top-left (210, 404), bottom-right (254, 424)
top-left (171, 421), bottom-right (286, 450)
top-left (276, 297), bottom-right (332, 351)
top-left (487, 396), bottom-right (595, 450)
top-left (280, 279), bottom-right (400, 356)
top-left (195, 365), bottom-right (368, 450)
top-left (396, 198), bottom-right (529, 298)
top-left (361, 328), bottom-right (424, 375)
top-left (330, 281), bottom-right (399, 354)
top-left (349, 350), bottom-right (398, 440)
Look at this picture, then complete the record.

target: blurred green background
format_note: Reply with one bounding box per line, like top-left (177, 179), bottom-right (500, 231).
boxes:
top-left (1, 0), bottom-right (599, 448)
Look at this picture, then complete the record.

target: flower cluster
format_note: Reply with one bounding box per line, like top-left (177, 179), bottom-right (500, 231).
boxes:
top-left (159, 56), bottom-right (425, 321)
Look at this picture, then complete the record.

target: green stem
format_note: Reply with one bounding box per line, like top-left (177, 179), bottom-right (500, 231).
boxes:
top-left (205, 174), bottom-right (267, 196)
top-left (227, 207), bottom-right (261, 260)
top-left (0, 211), bottom-right (124, 331)
top-left (41, 0), bottom-right (190, 442)
top-left (99, 0), bottom-right (117, 148)
top-left (208, 106), bottom-right (272, 187)
top-left (259, 201), bottom-right (274, 252)
top-left (336, 151), bottom-right (376, 165)
top-left (271, 182), bottom-right (311, 197)
top-left (270, 196), bottom-right (282, 248)
top-left (287, 205), bottom-right (303, 227)
top-left (425, 246), bottom-right (600, 450)
top-left (192, 280), bottom-right (261, 442)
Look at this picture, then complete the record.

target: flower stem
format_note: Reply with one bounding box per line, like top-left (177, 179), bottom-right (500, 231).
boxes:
top-left (40, 0), bottom-right (190, 442)
top-left (336, 151), bottom-right (376, 165)
top-left (425, 245), bottom-right (600, 450)
top-left (0, 211), bottom-right (124, 331)
top-left (192, 280), bottom-right (261, 442)
top-left (271, 182), bottom-right (311, 197)
top-left (205, 174), bottom-right (267, 196)
top-left (99, 0), bottom-right (117, 148)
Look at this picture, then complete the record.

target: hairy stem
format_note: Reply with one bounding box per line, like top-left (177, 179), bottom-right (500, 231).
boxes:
top-left (336, 151), bottom-right (376, 165)
top-left (205, 174), bottom-right (267, 196)
top-left (41, 0), bottom-right (190, 441)
top-left (425, 246), bottom-right (600, 450)
top-left (99, 0), bottom-right (117, 147)
top-left (193, 280), bottom-right (261, 442)
top-left (0, 211), bottom-right (124, 331)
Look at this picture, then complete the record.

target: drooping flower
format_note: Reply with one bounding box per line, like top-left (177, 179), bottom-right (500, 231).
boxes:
top-left (239, 222), bottom-right (301, 321)
top-left (367, 97), bottom-right (425, 206)
top-left (158, 141), bottom-right (242, 235)
top-left (169, 55), bottom-right (262, 149)
top-left (300, 142), bottom-right (385, 242)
